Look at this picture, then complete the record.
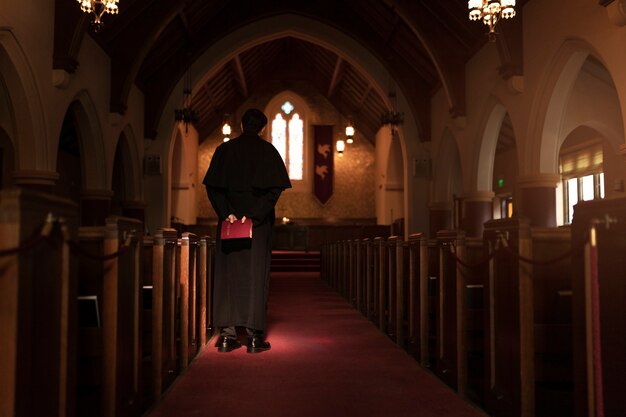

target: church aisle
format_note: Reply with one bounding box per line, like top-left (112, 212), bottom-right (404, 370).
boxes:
top-left (147, 272), bottom-right (486, 417)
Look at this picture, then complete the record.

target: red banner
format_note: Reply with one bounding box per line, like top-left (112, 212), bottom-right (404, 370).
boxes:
top-left (313, 125), bottom-right (334, 205)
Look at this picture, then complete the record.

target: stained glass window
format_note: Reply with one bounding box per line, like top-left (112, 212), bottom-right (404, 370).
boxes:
top-left (271, 102), bottom-right (304, 180)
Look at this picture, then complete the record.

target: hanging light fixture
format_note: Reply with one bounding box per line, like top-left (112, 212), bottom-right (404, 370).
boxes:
top-left (468, 0), bottom-right (516, 42)
top-left (174, 67), bottom-right (199, 134)
top-left (77, 0), bottom-right (119, 32)
top-left (222, 114), bottom-right (232, 142)
top-left (345, 116), bottom-right (355, 144)
top-left (336, 138), bottom-right (346, 156)
top-left (381, 91), bottom-right (403, 137)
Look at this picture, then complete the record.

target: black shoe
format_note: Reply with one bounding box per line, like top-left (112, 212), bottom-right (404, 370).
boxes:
top-left (215, 336), bottom-right (242, 353)
top-left (247, 336), bottom-right (271, 353)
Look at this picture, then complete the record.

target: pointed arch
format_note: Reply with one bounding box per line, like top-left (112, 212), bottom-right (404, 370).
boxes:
top-left (69, 90), bottom-right (107, 191)
top-left (0, 28), bottom-right (48, 170)
top-left (114, 124), bottom-right (143, 200)
top-left (527, 39), bottom-right (622, 174)
top-left (0, 126), bottom-right (14, 188)
top-left (111, 126), bottom-right (142, 214)
top-left (475, 98), bottom-right (508, 192)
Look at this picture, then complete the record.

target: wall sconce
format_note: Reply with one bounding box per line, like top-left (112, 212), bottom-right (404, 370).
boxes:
top-left (222, 114), bottom-right (232, 142)
top-left (345, 116), bottom-right (355, 144)
top-left (336, 139), bottom-right (345, 156)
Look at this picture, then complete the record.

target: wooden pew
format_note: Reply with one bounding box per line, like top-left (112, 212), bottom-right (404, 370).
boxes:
top-left (205, 237), bottom-right (216, 340)
top-left (426, 238), bottom-right (439, 369)
top-left (406, 233), bottom-right (429, 365)
top-left (571, 197), bottom-right (626, 417)
top-left (434, 230), bottom-right (463, 392)
top-left (464, 237), bottom-right (487, 407)
top-left (179, 231), bottom-right (204, 368)
top-left (156, 228), bottom-right (180, 393)
top-left (483, 218), bottom-right (573, 417)
top-left (362, 238), bottom-right (375, 321)
top-left (385, 236), bottom-right (399, 341)
top-left (373, 237), bottom-right (387, 332)
top-left (75, 216), bottom-right (144, 417)
top-left (140, 235), bottom-right (154, 411)
top-left (530, 227), bottom-right (573, 417)
top-left (0, 189), bottom-right (77, 417)
top-left (483, 218), bottom-right (533, 417)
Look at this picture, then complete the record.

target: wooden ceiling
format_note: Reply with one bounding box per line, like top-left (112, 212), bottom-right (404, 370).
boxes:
top-left (53, 0), bottom-right (528, 143)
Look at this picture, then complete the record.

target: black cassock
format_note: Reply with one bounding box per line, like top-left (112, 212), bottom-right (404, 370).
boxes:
top-left (203, 132), bottom-right (291, 332)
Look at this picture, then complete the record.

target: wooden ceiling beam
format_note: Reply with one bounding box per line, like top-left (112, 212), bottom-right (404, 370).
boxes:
top-left (327, 57), bottom-right (344, 98)
top-left (178, 11), bottom-right (196, 44)
top-left (232, 55), bottom-right (249, 97)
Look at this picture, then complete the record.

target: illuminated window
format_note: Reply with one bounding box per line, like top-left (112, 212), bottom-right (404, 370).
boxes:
top-left (560, 142), bottom-right (604, 224)
top-left (271, 101), bottom-right (304, 181)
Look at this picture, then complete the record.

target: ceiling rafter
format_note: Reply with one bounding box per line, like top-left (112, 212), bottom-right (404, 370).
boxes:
top-left (231, 55), bottom-right (248, 97)
top-left (178, 11), bottom-right (196, 44)
top-left (327, 57), bottom-right (345, 97)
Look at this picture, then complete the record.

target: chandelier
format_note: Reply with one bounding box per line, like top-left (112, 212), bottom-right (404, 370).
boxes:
top-left (174, 69), bottom-right (199, 134)
top-left (77, 0), bottom-right (119, 32)
top-left (468, 0), bottom-right (516, 42)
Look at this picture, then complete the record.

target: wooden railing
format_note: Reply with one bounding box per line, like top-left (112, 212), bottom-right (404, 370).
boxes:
top-left (0, 189), bottom-right (217, 417)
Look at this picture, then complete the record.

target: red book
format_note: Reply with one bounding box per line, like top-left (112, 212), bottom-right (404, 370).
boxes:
top-left (220, 219), bottom-right (253, 240)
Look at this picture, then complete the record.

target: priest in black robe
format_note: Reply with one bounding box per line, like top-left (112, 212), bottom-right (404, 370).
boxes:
top-left (203, 108), bottom-right (291, 353)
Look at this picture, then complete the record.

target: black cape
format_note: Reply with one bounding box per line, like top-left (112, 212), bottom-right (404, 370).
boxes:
top-left (203, 132), bottom-right (291, 332)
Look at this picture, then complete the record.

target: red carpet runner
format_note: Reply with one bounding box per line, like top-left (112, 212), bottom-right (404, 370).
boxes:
top-left (148, 272), bottom-right (486, 417)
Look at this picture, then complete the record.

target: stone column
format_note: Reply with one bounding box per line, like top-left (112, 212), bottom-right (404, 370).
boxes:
top-left (461, 191), bottom-right (494, 237)
top-left (121, 200), bottom-right (147, 224)
top-left (516, 173), bottom-right (560, 227)
top-left (12, 170), bottom-right (59, 193)
top-left (428, 201), bottom-right (452, 237)
top-left (81, 189), bottom-right (113, 226)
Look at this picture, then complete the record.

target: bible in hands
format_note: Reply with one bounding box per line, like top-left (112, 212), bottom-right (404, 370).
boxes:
top-left (220, 219), bottom-right (252, 240)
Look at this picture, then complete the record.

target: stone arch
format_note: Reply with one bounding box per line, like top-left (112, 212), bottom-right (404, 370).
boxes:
top-left (475, 98), bottom-right (508, 192)
top-left (0, 126), bottom-right (15, 188)
top-left (114, 124), bottom-right (142, 201)
top-left (0, 28), bottom-right (48, 171)
top-left (527, 39), bottom-right (620, 174)
top-left (167, 124), bottom-right (199, 226)
top-left (69, 90), bottom-right (107, 191)
top-left (111, 127), bottom-right (143, 216)
top-left (560, 56), bottom-right (624, 154)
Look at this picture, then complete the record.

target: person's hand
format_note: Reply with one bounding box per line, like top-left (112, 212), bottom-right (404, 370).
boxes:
top-left (227, 214), bottom-right (248, 223)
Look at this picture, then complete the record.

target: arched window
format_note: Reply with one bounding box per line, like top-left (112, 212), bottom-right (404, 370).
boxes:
top-left (269, 98), bottom-right (306, 181)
